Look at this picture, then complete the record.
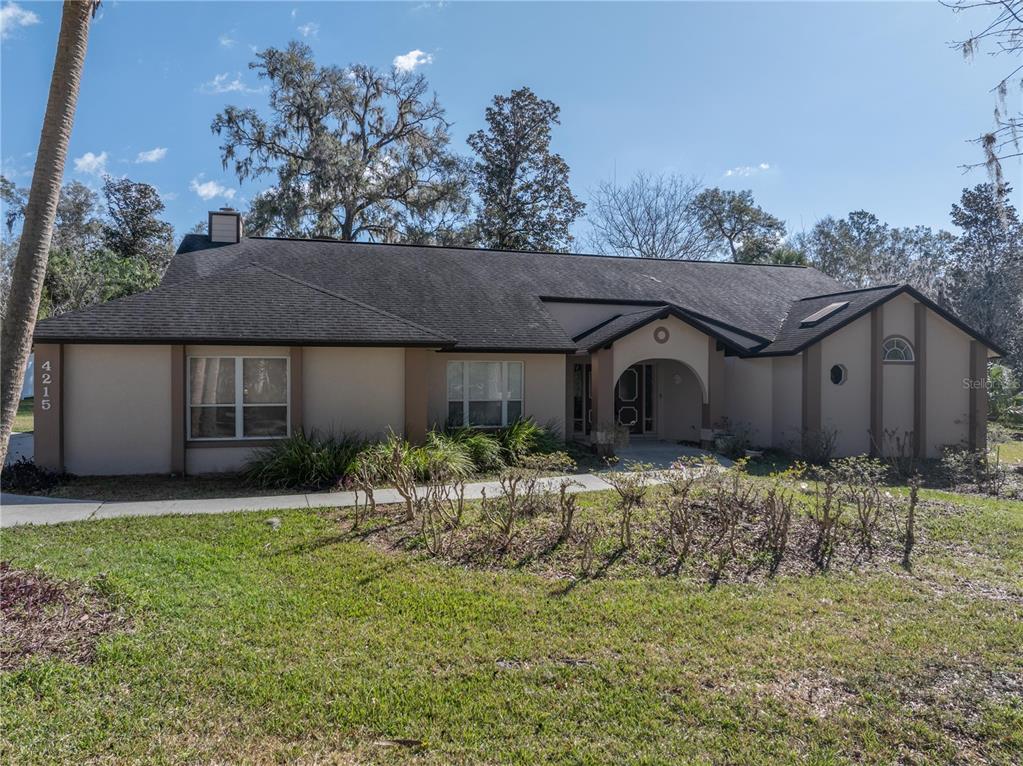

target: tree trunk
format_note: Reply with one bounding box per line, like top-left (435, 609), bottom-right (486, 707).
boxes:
top-left (0, 1), bottom-right (95, 467)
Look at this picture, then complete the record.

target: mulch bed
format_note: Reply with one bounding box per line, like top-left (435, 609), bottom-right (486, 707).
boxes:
top-left (0, 562), bottom-right (129, 671)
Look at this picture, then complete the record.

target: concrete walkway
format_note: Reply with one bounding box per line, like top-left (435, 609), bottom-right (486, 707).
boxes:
top-left (1, 441), bottom-right (730, 529)
top-left (0, 472), bottom-right (621, 528)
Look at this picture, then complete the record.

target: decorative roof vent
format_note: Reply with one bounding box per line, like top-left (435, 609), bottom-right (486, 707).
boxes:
top-left (800, 301), bottom-right (849, 327)
top-left (208, 207), bottom-right (243, 244)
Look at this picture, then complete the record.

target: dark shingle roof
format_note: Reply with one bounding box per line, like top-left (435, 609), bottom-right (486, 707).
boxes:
top-left (758, 285), bottom-right (904, 355)
top-left (35, 236), bottom-right (1003, 357)
top-left (33, 262), bottom-right (454, 346)
top-left (156, 235), bottom-right (845, 349)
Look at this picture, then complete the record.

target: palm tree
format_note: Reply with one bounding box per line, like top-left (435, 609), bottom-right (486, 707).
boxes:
top-left (0, 1), bottom-right (98, 467)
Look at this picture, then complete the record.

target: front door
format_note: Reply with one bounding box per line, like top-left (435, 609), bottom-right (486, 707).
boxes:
top-left (615, 363), bottom-right (654, 435)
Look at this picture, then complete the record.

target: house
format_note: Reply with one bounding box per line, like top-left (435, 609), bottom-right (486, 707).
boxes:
top-left (30, 209), bottom-right (1004, 475)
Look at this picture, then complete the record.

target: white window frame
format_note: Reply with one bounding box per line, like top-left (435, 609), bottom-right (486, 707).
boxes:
top-left (187, 355), bottom-right (291, 441)
top-left (447, 360), bottom-right (524, 428)
top-left (881, 336), bottom-right (915, 364)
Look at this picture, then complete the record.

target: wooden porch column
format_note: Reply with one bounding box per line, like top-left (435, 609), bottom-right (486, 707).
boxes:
top-left (590, 346), bottom-right (615, 434)
top-left (968, 340), bottom-right (988, 451)
top-left (170, 345), bottom-right (185, 475)
top-left (290, 346), bottom-right (304, 438)
top-left (869, 306), bottom-right (883, 456)
top-left (33, 343), bottom-right (63, 472)
top-left (801, 343), bottom-right (822, 455)
top-left (404, 348), bottom-right (429, 444)
top-left (701, 337), bottom-right (725, 434)
top-left (913, 304), bottom-right (927, 459)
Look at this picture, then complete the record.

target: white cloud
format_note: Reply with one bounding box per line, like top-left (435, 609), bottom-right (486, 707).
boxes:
top-left (73, 151), bottom-right (108, 176)
top-left (134, 147), bottom-right (168, 164)
top-left (291, 8), bottom-right (298, 19)
top-left (199, 72), bottom-right (261, 94)
top-left (393, 49), bottom-right (433, 73)
top-left (297, 21), bottom-right (319, 37)
top-left (190, 174), bottom-right (236, 201)
top-left (0, 2), bottom-right (39, 39)
top-left (219, 32), bottom-right (236, 48)
top-left (724, 162), bottom-right (771, 178)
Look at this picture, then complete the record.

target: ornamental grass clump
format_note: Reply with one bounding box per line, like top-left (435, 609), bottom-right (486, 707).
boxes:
top-left (244, 431), bottom-right (366, 490)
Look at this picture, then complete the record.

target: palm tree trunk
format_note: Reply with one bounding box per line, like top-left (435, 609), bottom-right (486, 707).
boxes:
top-left (0, 1), bottom-right (96, 468)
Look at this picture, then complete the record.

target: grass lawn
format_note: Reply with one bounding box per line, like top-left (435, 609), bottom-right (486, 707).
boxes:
top-left (2, 482), bottom-right (1022, 764)
top-left (12, 398), bottom-right (32, 434)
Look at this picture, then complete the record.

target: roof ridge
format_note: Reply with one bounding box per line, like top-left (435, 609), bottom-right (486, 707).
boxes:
top-left (243, 236), bottom-right (813, 268)
top-left (796, 283), bottom-right (902, 301)
top-left (251, 263), bottom-right (455, 342)
top-left (35, 259), bottom-right (281, 323)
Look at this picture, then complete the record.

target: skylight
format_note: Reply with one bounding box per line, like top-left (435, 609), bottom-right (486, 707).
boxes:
top-left (800, 301), bottom-right (849, 327)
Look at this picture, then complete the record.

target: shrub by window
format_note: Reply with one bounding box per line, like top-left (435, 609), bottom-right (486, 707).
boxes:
top-left (881, 336), bottom-right (914, 363)
top-left (189, 356), bottom-right (289, 439)
top-left (447, 361), bottom-right (523, 427)
top-left (830, 364), bottom-right (847, 385)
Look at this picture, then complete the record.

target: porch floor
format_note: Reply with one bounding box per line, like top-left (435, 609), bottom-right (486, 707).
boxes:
top-left (611, 440), bottom-right (732, 470)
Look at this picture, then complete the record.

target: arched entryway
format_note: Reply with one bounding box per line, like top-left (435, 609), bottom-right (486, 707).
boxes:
top-left (613, 358), bottom-right (704, 444)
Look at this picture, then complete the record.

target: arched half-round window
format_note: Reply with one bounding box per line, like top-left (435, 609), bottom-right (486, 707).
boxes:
top-left (881, 336), bottom-right (915, 363)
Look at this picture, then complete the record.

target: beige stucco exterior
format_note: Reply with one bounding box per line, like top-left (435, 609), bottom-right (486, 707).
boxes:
top-left (426, 352), bottom-right (567, 434)
top-left (723, 357), bottom-right (774, 447)
top-left (38, 293), bottom-right (995, 475)
top-left (64, 344), bottom-right (173, 475)
top-left (925, 310), bottom-right (972, 456)
top-left (771, 355), bottom-right (802, 449)
top-left (302, 346), bottom-right (405, 438)
top-left (610, 316), bottom-right (709, 401)
top-left (820, 313), bottom-right (872, 456)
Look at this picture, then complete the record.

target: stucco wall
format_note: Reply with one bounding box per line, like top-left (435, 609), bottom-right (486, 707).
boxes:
top-left (302, 346), bottom-right (405, 438)
top-left (820, 314), bottom-right (872, 456)
top-left (883, 293), bottom-right (916, 342)
top-left (656, 360), bottom-right (703, 443)
top-left (64, 344), bottom-right (173, 475)
top-left (925, 311), bottom-right (971, 456)
top-left (723, 357), bottom-right (773, 447)
top-left (427, 352), bottom-right (566, 435)
top-left (771, 355), bottom-right (802, 450)
top-left (880, 295), bottom-right (917, 454)
top-left (610, 316), bottom-right (709, 401)
top-left (543, 302), bottom-right (658, 339)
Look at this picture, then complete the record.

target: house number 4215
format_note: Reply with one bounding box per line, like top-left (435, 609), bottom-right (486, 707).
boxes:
top-left (40, 360), bottom-right (53, 410)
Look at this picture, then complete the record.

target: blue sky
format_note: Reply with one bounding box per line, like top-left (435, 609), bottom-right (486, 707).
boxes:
top-left (1, 1), bottom-right (1016, 242)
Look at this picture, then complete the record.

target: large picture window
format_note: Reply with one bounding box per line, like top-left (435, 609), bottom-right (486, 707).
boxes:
top-left (188, 356), bottom-right (289, 440)
top-left (447, 361), bottom-right (523, 427)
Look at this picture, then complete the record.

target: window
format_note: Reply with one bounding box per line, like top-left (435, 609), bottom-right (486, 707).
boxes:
top-left (830, 364), bottom-right (847, 385)
top-left (188, 356), bottom-right (289, 440)
top-left (881, 336), bottom-right (914, 363)
top-left (800, 301), bottom-right (849, 327)
top-left (447, 361), bottom-right (523, 427)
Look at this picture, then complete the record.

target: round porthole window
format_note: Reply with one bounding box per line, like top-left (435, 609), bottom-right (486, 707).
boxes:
top-left (830, 364), bottom-right (847, 385)
top-left (653, 326), bottom-right (670, 344)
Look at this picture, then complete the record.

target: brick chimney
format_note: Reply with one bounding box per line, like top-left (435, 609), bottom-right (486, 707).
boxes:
top-left (208, 207), bottom-right (243, 243)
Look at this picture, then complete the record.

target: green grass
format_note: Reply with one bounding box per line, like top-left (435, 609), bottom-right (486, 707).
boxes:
top-left (2, 487), bottom-right (1022, 764)
top-left (13, 398), bottom-right (32, 433)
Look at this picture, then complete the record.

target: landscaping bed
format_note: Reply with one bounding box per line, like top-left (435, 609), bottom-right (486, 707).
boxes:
top-left (2, 470), bottom-right (1021, 763)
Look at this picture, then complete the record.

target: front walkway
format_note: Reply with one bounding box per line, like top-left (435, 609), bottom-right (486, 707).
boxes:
top-left (1, 443), bottom-right (731, 529)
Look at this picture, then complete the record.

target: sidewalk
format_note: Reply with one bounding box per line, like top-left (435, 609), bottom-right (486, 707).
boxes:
top-left (1, 472), bottom-right (619, 528)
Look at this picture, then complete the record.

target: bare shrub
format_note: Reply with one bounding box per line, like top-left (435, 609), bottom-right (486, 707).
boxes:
top-left (557, 478), bottom-right (581, 543)
top-left (806, 469), bottom-right (845, 572)
top-left (602, 459), bottom-right (653, 548)
top-left (757, 479), bottom-right (795, 577)
top-left (832, 456), bottom-right (887, 557)
top-left (420, 478), bottom-right (467, 556)
top-left (800, 427), bottom-right (838, 466)
top-left (578, 521), bottom-right (599, 576)
top-left (941, 445), bottom-right (1011, 496)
